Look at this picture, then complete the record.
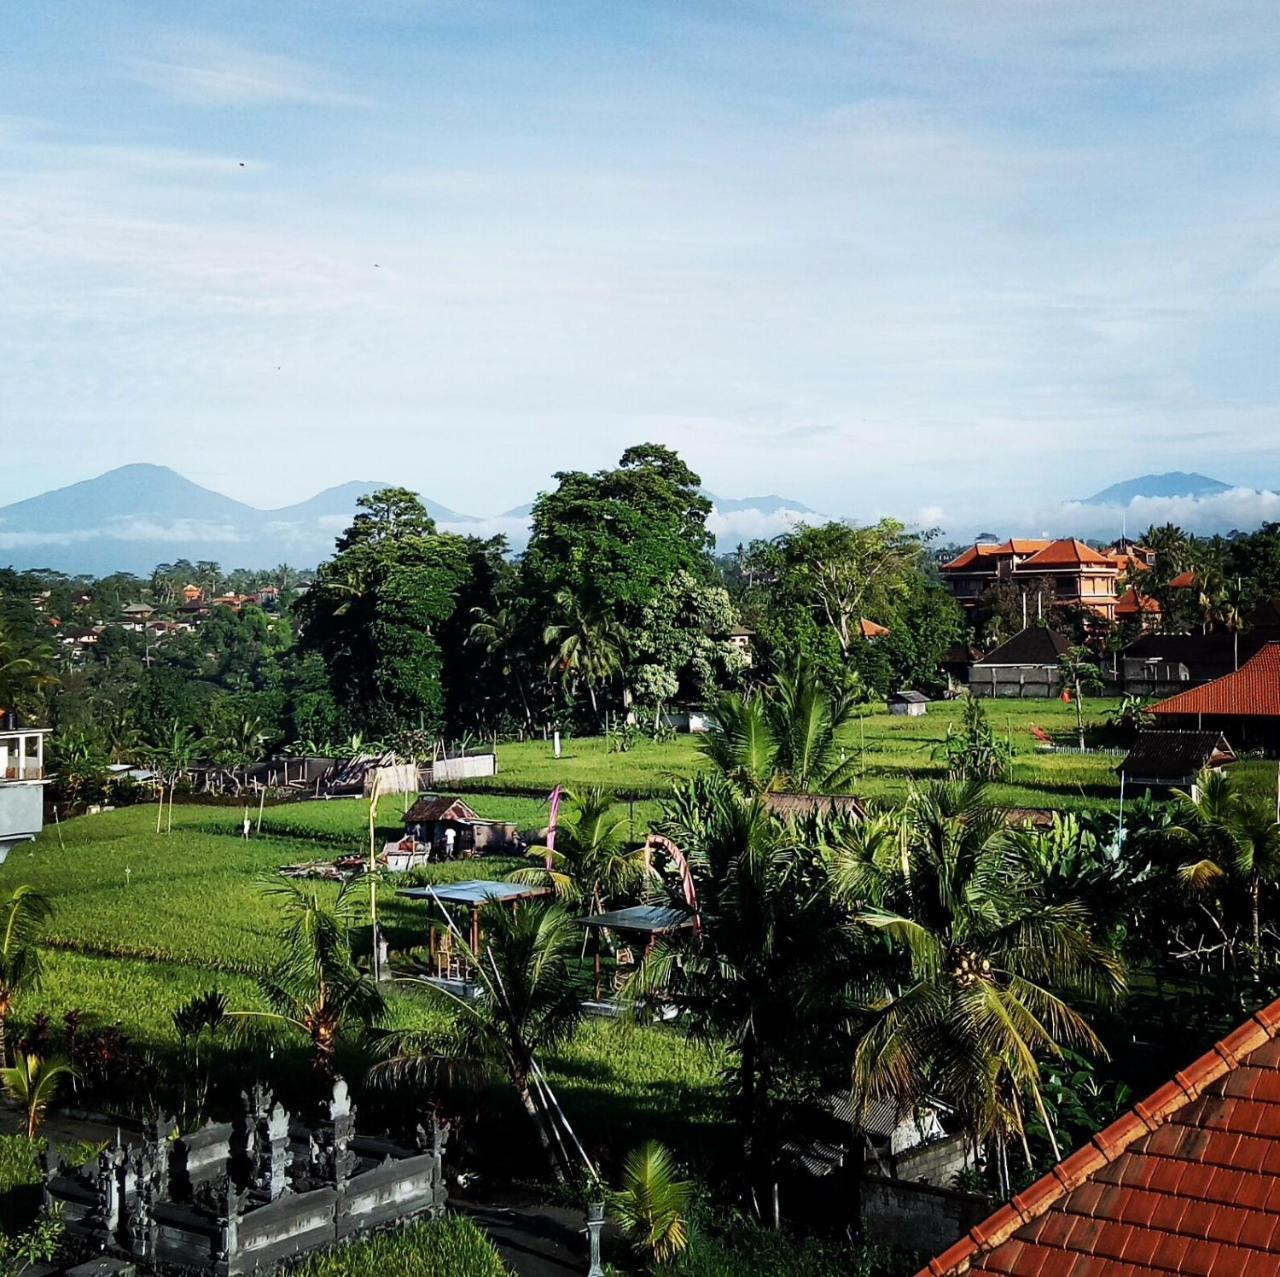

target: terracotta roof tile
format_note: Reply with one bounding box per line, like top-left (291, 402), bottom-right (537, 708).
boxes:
top-left (916, 994), bottom-right (1280, 1277)
top-left (1152, 642), bottom-right (1280, 719)
top-left (1020, 538), bottom-right (1118, 569)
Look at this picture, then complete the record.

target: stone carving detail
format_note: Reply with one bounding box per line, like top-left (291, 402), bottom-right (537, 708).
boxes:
top-left (42, 1077), bottom-right (448, 1276)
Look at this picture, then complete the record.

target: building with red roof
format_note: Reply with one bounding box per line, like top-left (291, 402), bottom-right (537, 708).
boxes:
top-left (1151, 641), bottom-right (1280, 753)
top-left (919, 996), bottom-right (1280, 1276)
top-left (941, 538), bottom-right (1120, 618)
top-left (1114, 587), bottom-right (1162, 629)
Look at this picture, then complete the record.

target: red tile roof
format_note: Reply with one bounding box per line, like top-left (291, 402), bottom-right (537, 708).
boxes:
top-left (1152, 642), bottom-right (1280, 719)
top-left (859, 618), bottom-right (891, 638)
top-left (1169, 570), bottom-right (1197, 589)
top-left (1020, 538), bottom-right (1118, 570)
top-left (919, 997), bottom-right (1280, 1276)
top-left (1114, 587), bottom-right (1162, 617)
top-left (941, 544), bottom-right (1008, 572)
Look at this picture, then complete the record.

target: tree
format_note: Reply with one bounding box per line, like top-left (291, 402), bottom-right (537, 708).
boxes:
top-left (520, 446), bottom-right (714, 704)
top-left (1169, 768), bottom-right (1280, 979)
top-left (145, 721), bottom-right (196, 833)
top-left (542, 589), bottom-right (627, 723)
top-left (1057, 645), bottom-right (1103, 751)
top-left (765, 520), bottom-right (923, 657)
top-left (636, 776), bottom-right (859, 1209)
top-left (610, 1141), bottom-right (693, 1264)
top-left (373, 901), bottom-right (584, 1181)
top-left (0, 887), bottom-right (54, 1068)
top-left (699, 659), bottom-right (859, 794)
top-left (295, 489), bottom-right (473, 737)
top-left (832, 782), bottom-right (1124, 1190)
top-left (0, 1053), bottom-right (76, 1139)
top-left (233, 880), bottom-right (385, 1073)
top-left (934, 694), bottom-right (1013, 782)
top-left (0, 619), bottom-right (56, 722)
top-left (510, 787), bottom-right (649, 912)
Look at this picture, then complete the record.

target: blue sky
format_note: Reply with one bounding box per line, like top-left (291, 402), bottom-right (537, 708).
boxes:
top-left (6, 1), bottom-right (1280, 532)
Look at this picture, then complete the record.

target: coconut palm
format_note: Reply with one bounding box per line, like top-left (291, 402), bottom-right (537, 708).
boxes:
top-left (232, 880), bottom-right (385, 1073)
top-left (635, 776), bottom-right (860, 1206)
top-left (0, 887), bottom-right (54, 1068)
top-left (831, 781), bottom-right (1124, 1189)
top-left (0, 620), bottom-right (56, 720)
top-left (1, 1054), bottom-right (76, 1139)
top-left (610, 1141), bottom-right (692, 1264)
top-left (469, 602), bottom-right (533, 725)
top-left (373, 901), bottom-right (584, 1181)
top-left (699, 659), bottom-right (859, 795)
top-left (510, 787), bottom-right (648, 913)
top-left (1169, 768), bottom-right (1280, 977)
top-left (543, 590), bottom-right (627, 723)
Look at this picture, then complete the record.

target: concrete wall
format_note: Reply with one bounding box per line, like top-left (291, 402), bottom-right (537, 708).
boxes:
top-left (862, 1176), bottom-right (990, 1255)
top-left (968, 666), bottom-right (1061, 698)
top-left (0, 783), bottom-right (43, 861)
top-left (888, 1133), bottom-right (969, 1185)
top-left (429, 754), bottom-right (497, 783)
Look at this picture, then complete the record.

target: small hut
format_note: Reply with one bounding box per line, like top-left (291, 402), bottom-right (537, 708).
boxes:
top-left (1118, 731), bottom-right (1236, 793)
top-left (576, 905), bottom-right (695, 1003)
top-left (397, 880), bottom-right (552, 987)
top-left (402, 794), bottom-right (520, 857)
top-left (889, 690), bottom-right (929, 717)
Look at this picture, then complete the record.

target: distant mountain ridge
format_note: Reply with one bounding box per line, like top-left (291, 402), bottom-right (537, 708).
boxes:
top-left (1080, 472), bottom-right (1233, 506)
top-left (0, 464), bottom-right (817, 574)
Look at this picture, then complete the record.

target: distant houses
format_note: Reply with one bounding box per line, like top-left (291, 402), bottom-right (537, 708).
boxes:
top-left (967, 626), bottom-right (1072, 699)
top-left (940, 538), bottom-right (1122, 618)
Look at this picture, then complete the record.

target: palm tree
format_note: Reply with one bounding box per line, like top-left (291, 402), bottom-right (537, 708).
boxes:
top-left (1057, 646), bottom-right (1103, 751)
top-left (831, 781), bottom-right (1124, 1189)
top-left (1169, 768), bottom-right (1280, 978)
top-left (0, 887), bottom-right (54, 1068)
top-left (543, 590), bottom-right (626, 723)
top-left (469, 602), bottom-right (533, 725)
top-left (635, 776), bottom-right (858, 1209)
top-left (231, 880), bottom-right (385, 1073)
top-left (610, 1141), bottom-right (692, 1264)
top-left (699, 659), bottom-right (858, 794)
top-left (146, 721), bottom-right (196, 833)
top-left (0, 620), bottom-right (56, 720)
top-left (373, 901), bottom-right (584, 1181)
top-left (510, 788), bottom-right (648, 912)
top-left (1, 1054), bottom-right (76, 1139)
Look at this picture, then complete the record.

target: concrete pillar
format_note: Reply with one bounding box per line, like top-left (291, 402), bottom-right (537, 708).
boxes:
top-left (586, 1201), bottom-right (605, 1276)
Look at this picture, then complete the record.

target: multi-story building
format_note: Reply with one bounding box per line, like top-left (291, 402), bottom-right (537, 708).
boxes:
top-left (940, 537), bottom-right (1122, 619)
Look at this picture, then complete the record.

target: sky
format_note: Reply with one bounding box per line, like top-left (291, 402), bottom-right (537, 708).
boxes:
top-left (6, 0), bottom-right (1280, 535)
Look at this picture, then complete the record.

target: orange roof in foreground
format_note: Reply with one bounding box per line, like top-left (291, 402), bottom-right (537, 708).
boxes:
top-left (1152, 641), bottom-right (1280, 719)
top-left (1169, 570), bottom-right (1198, 589)
top-left (859, 618), bottom-right (891, 638)
top-left (919, 996), bottom-right (1280, 1276)
top-left (1020, 538), bottom-right (1117, 569)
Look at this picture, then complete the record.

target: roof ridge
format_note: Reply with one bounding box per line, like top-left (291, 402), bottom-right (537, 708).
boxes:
top-left (919, 998), bottom-right (1280, 1276)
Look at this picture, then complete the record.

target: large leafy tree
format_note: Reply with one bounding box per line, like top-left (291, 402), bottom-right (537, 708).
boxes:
top-left (520, 446), bottom-right (714, 706)
top-left (295, 488), bottom-right (472, 738)
top-left (831, 781), bottom-right (1124, 1190)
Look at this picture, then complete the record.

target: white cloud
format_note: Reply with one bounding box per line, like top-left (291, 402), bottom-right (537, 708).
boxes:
top-left (127, 36), bottom-right (366, 107)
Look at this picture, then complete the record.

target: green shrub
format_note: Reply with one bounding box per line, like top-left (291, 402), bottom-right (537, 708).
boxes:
top-left (0, 1135), bottom-right (43, 1232)
top-left (290, 1216), bottom-right (508, 1277)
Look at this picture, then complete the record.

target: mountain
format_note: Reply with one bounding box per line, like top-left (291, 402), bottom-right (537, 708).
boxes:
top-left (1080, 472), bottom-right (1233, 506)
top-left (702, 491), bottom-right (818, 515)
top-left (271, 481), bottom-right (476, 526)
top-left (0, 465), bottom-right (479, 576)
top-left (0, 465), bottom-right (828, 573)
